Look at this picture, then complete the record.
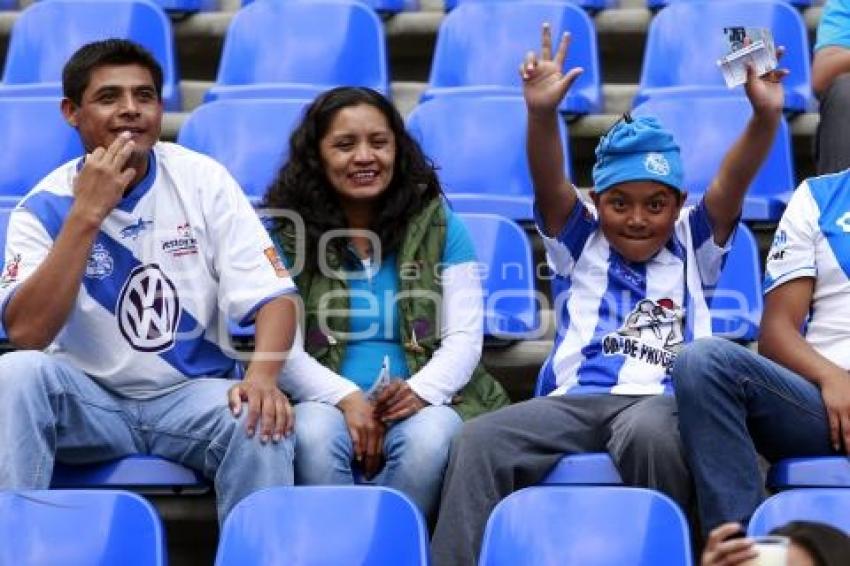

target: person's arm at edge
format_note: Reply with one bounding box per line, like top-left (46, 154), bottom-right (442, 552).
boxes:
top-left (813, 46), bottom-right (850, 96)
top-left (759, 277), bottom-right (850, 451)
top-left (703, 64), bottom-right (785, 246)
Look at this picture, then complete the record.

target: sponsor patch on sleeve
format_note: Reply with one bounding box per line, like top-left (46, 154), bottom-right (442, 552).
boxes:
top-left (264, 247), bottom-right (289, 278)
top-left (0, 254), bottom-right (21, 288)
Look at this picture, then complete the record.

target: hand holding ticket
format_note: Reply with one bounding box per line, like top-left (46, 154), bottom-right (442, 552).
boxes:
top-left (717, 27), bottom-right (778, 88)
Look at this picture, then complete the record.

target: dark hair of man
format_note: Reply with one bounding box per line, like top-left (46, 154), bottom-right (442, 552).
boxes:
top-left (62, 38), bottom-right (163, 106)
top-left (771, 520), bottom-right (850, 566)
top-left (264, 86), bottom-right (444, 271)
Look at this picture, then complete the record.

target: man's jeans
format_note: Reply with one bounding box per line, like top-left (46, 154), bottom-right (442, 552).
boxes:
top-left (294, 401), bottom-right (462, 521)
top-left (673, 337), bottom-right (835, 535)
top-left (0, 351), bottom-right (295, 522)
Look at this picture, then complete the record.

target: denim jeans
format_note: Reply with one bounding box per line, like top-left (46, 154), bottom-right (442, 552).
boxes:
top-left (672, 337), bottom-right (834, 535)
top-left (294, 401), bottom-right (462, 521)
top-left (0, 351), bottom-right (295, 522)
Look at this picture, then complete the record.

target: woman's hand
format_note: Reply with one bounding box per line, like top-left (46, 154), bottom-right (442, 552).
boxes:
top-left (520, 22), bottom-right (584, 116)
top-left (701, 523), bottom-right (759, 566)
top-left (374, 380), bottom-right (428, 422)
top-left (337, 391), bottom-right (386, 479)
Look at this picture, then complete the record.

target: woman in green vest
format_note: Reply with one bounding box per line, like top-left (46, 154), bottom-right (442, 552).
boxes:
top-left (267, 87), bottom-right (509, 521)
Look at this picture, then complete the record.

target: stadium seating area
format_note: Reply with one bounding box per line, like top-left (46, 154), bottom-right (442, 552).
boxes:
top-left (0, 0), bottom-right (846, 564)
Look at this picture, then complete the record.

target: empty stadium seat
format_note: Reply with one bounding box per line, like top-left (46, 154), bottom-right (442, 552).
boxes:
top-left (479, 486), bottom-right (693, 566)
top-left (637, 0), bottom-right (812, 113)
top-left (766, 457), bottom-right (850, 491)
top-left (215, 486), bottom-right (429, 566)
top-left (177, 98), bottom-right (310, 202)
top-left (0, 0), bottom-right (181, 111)
top-left (0, 489), bottom-right (166, 565)
top-left (407, 95), bottom-right (570, 220)
top-left (633, 94), bottom-right (795, 221)
top-left (539, 453), bottom-right (624, 485)
top-left (207, 0), bottom-right (389, 102)
top-left (458, 213), bottom-right (540, 339)
top-left (648, 0), bottom-right (812, 10)
top-left (241, 0), bottom-right (411, 14)
top-left (748, 489), bottom-right (850, 535)
top-left (444, 0), bottom-right (618, 13)
top-left (423, 1), bottom-right (602, 115)
top-left (0, 98), bottom-right (83, 206)
top-left (51, 455), bottom-right (209, 494)
top-left (710, 224), bottom-right (763, 341)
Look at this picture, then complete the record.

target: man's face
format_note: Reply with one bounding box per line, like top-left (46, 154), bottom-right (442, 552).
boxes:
top-left (591, 181), bottom-right (686, 263)
top-left (61, 63), bottom-right (162, 162)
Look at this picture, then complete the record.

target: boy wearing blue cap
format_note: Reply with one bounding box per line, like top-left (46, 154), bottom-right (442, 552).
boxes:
top-left (431, 24), bottom-right (787, 565)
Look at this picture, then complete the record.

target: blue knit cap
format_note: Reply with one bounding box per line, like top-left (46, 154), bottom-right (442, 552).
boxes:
top-left (592, 114), bottom-right (684, 193)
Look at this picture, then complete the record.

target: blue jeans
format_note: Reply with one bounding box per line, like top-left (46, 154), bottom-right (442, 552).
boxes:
top-left (294, 401), bottom-right (463, 520)
top-left (672, 337), bottom-right (834, 535)
top-left (0, 351), bottom-right (295, 522)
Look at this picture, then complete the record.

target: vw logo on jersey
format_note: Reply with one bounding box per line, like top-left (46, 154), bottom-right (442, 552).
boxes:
top-left (117, 264), bottom-right (181, 352)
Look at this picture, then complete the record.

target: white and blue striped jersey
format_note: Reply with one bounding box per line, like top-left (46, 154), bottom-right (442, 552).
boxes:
top-left (0, 142), bottom-right (296, 399)
top-left (537, 196), bottom-right (730, 396)
top-left (764, 170), bottom-right (850, 371)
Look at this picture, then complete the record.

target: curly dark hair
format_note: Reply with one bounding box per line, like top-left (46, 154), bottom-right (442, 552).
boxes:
top-left (264, 86), bottom-right (443, 269)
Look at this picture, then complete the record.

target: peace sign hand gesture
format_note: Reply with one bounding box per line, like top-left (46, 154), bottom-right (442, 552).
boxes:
top-left (520, 22), bottom-right (584, 116)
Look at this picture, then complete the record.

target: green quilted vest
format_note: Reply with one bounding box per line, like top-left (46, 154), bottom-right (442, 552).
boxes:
top-left (271, 199), bottom-right (510, 420)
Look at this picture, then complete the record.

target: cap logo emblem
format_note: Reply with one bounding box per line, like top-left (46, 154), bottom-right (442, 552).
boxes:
top-left (645, 152), bottom-right (671, 176)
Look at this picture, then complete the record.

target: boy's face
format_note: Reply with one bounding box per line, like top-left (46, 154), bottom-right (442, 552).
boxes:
top-left (591, 181), bottom-right (686, 263)
top-left (61, 63), bottom-right (162, 162)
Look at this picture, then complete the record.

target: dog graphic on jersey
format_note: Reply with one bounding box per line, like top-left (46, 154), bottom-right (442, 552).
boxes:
top-left (617, 298), bottom-right (684, 352)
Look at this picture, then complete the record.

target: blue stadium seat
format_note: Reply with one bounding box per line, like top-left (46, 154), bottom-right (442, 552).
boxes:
top-left (215, 486), bottom-right (429, 566)
top-left (748, 489), bottom-right (850, 535)
top-left (479, 486), bottom-right (693, 566)
top-left (407, 95), bottom-right (570, 221)
top-left (0, 0), bottom-right (181, 111)
top-left (51, 455), bottom-right (209, 494)
top-left (766, 457), bottom-right (850, 491)
top-left (241, 0), bottom-right (411, 14)
top-left (633, 94), bottom-right (795, 221)
top-left (0, 489), bottom-right (166, 565)
top-left (207, 0), bottom-right (389, 102)
top-left (444, 0), bottom-right (618, 13)
top-left (637, 0), bottom-right (812, 113)
top-left (457, 213), bottom-right (540, 339)
top-left (648, 0), bottom-right (811, 10)
top-left (177, 99), bottom-right (310, 202)
top-left (0, 0), bottom-right (16, 10)
top-left (0, 98), bottom-right (83, 206)
top-left (710, 224), bottom-right (763, 341)
top-left (423, 1), bottom-right (602, 115)
top-left (539, 453), bottom-right (624, 485)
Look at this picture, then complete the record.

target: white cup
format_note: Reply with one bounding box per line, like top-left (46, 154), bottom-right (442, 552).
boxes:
top-left (743, 535), bottom-right (789, 566)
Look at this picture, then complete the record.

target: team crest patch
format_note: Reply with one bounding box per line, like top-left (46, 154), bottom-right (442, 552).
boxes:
top-left (120, 218), bottom-right (154, 240)
top-left (602, 298), bottom-right (685, 371)
top-left (161, 222), bottom-right (198, 257)
top-left (117, 264), bottom-right (181, 353)
top-left (0, 254), bottom-right (21, 288)
top-left (644, 152), bottom-right (671, 177)
top-left (86, 244), bottom-right (114, 280)
top-left (264, 247), bottom-right (288, 278)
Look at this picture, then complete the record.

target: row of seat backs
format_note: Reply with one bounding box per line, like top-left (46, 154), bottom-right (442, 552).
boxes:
top-left (0, 0), bottom-right (813, 115)
top-left (0, 94), bottom-right (791, 221)
top-left (8, 479), bottom-right (848, 565)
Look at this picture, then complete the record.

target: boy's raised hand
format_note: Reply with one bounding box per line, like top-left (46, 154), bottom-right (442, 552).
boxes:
top-left (744, 45), bottom-right (788, 118)
top-left (520, 23), bottom-right (584, 115)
